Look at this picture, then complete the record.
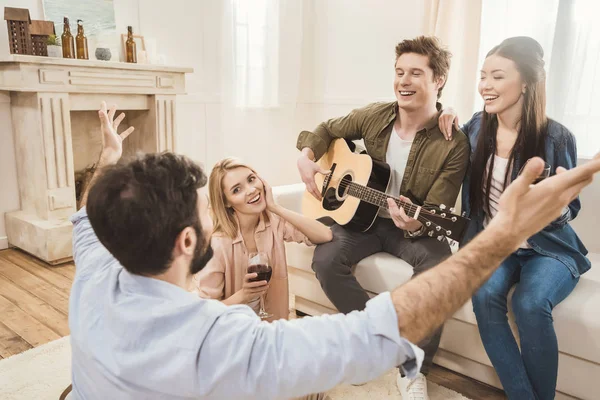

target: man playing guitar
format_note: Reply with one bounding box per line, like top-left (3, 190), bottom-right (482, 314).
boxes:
top-left (296, 36), bottom-right (470, 400)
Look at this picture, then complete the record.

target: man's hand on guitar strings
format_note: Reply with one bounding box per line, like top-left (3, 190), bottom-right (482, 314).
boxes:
top-left (387, 196), bottom-right (423, 232)
top-left (297, 153), bottom-right (330, 200)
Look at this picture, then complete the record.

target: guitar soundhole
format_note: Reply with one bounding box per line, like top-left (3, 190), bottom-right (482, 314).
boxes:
top-left (322, 188), bottom-right (342, 211)
top-left (322, 173), bottom-right (353, 211)
top-left (336, 173), bottom-right (352, 200)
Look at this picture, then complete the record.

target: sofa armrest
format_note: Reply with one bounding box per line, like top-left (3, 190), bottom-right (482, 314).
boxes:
top-left (272, 183), bottom-right (305, 213)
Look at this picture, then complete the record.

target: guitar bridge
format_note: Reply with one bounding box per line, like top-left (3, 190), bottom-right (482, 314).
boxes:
top-left (321, 163), bottom-right (337, 198)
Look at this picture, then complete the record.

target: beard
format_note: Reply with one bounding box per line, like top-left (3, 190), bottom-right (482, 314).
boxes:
top-left (190, 242), bottom-right (213, 275)
top-left (189, 223), bottom-right (214, 275)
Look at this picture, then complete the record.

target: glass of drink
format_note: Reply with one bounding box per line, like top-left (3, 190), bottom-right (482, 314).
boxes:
top-left (518, 159), bottom-right (551, 184)
top-left (247, 252), bottom-right (273, 320)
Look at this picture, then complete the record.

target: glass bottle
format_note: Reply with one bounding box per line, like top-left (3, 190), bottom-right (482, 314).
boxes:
top-left (125, 26), bottom-right (137, 63)
top-left (76, 19), bottom-right (89, 60)
top-left (61, 17), bottom-right (75, 59)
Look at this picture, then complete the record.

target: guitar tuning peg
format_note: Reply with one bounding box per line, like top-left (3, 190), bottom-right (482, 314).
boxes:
top-left (441, 213), bottom-right (447, 218)
top-left (446, 230), bottom-right (452, 236)
top-left (431, 209), bottom-right (436, 214)
top-left (425, 221), bottom-right (431, 227)
top-left (439, 204), bottom-right (446, 210)
top-left (462, 211), bottom-right (467, 217)
top-left (437, 236), bottom-right (444, 241)
top-left (449, 207), bottom-right (456, 213)
top-left (451, 217), bottom-right (457, 222)
top-left (436, 226), bottom-right (441, 231)
top-left (428, 231), bottom-right (434, 237)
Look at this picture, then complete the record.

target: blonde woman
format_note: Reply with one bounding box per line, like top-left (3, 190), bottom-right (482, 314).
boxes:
top-left (193, 158), bottom-right (332, 321)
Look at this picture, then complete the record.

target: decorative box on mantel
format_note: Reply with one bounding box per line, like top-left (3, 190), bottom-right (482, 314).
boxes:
top-left (0, 55), bottom-right (193, 264)
top-left (29, 20), bottom-right (56, 56)
top-left (4, 7), bottom-right (32, 55)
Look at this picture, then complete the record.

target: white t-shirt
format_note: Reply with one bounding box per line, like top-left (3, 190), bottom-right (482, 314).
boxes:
top-left (379, 127), bottom-right (413, 218)
top-left (483, 155), bottom-right (530, 248)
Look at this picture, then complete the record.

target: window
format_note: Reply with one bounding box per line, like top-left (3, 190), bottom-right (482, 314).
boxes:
top-left (232, 0), bottom-right (279, 108)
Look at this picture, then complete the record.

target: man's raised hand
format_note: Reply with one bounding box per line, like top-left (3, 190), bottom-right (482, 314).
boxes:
top-left (98, 101), bottom-right (135, 166)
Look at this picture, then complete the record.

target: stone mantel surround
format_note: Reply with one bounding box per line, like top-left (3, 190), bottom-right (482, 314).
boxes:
top-left (1, 55), bottom-right (193, 264)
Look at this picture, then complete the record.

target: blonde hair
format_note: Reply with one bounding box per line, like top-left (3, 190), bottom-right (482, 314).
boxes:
top-left (209, 157), bottom-right (267, 239)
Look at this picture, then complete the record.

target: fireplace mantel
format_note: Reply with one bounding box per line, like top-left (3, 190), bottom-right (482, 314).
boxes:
top-left (1, 55), bottom-right (193, 264)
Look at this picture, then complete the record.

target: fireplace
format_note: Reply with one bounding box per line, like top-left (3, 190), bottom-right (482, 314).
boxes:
top-left (0, 55), bottom-right (191, 264)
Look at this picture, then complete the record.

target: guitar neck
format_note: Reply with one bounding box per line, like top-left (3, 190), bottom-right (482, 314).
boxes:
top-left (346, 181), bottom-right (419, 218)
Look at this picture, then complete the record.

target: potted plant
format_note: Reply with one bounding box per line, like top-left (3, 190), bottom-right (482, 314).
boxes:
top-left (47, 34), bottom-right (62, 57)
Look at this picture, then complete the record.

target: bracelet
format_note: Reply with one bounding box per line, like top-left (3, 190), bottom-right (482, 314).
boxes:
top-left (407, 225), bottom-right (426, 237)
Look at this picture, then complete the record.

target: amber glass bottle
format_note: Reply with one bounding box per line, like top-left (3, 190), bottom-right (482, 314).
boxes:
top-left (125, 26), bottom-right (137, 63)
top-left (61, 17), bottom-right (75, 58)
top-left (75, 19), bottom-right (89, 59)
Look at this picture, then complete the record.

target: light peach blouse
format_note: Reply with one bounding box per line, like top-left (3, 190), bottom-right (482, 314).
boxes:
top-left (193, 212), bottom-right (312, 321)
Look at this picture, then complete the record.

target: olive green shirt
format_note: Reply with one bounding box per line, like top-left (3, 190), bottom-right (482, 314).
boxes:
top-left (296, 101), bottom-right (469, 216)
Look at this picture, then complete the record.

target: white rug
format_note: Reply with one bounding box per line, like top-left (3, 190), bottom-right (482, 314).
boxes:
top-left (0, 336), bottom-right (72, 400)
top-left (0, 337), bottom-right (470, 400)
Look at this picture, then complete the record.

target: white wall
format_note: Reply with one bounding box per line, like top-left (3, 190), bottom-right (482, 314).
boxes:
top-left (133, 0), bottom-right (426, 180)
top-left (0, 0), bottom-right (424, 247)
top-left (0, 0), bottom-right (597, 253)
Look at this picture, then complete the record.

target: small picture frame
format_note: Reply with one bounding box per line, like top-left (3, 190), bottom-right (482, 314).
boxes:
top-left (120, 33), bottom-right (146, 61)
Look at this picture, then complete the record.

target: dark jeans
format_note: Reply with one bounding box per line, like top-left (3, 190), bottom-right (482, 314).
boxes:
top-left (311, 218), bottom-right (452, 375)
top-left (472, 249), bottom-right (578, 400)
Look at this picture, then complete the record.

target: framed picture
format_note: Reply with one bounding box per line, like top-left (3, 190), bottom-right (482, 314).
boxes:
top-left (44, 0), bottom-right (122, 61)
top-left (121, 34), bottom-right (145, 51)
top-left (43, 0), bottom-right (116, 37)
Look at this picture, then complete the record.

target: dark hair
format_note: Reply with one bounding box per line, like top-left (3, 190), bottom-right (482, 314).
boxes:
top-left (395, 36), bottom-right (452, 99)
top-left (470, 36), bottom-right (548, 216)
top-left (87, 152), bottom-right (207, 276)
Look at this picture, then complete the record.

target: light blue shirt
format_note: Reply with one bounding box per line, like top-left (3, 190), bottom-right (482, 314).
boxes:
top-left (69, 208), bottom-right (423, 399)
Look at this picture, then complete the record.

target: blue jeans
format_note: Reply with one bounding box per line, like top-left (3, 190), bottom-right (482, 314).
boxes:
top-left (472, 249), bottom-right (579, 400)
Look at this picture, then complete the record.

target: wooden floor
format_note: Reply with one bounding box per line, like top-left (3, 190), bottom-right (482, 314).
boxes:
top-left (0, 248), bottom-right (505, 399)
top-left (0, 248), bottom-right (73, 359)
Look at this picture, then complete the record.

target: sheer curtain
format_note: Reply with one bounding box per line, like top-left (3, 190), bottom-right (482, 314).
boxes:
top-left (229, 0), bottom-right (280, 108)
top-left (207, 0), bottom-right (305, 184)
top-left (478, 0), bottom-right (600, 158)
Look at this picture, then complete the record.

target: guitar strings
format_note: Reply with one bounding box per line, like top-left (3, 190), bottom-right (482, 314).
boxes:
top-left (325, 176), bottom-right (453, 238)
top-left (329, 176), bottom-right (426, 216)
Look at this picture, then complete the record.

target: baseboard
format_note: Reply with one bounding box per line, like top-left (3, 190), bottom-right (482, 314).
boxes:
top-left (293, 296), bottom-right (336, 316)
top-left (0, 236), bottom-right (8, 250)
top-left (435, 349), bottom-right (582, 400)
top-left (434, 348), bottom-right (502, 389)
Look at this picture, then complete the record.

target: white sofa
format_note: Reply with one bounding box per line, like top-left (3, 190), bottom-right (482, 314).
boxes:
top-left (274, 183), bottom-right (600, 400)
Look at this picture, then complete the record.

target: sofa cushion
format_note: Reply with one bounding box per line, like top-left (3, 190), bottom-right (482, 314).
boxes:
top-left (450, 252), bottom-right (600, 366)
top-left (287, 240), bottom-right (600, 365)
top-left (546, 252), bottom-right (600, 364)
top-left (286, 242), bottom-right (414, 294)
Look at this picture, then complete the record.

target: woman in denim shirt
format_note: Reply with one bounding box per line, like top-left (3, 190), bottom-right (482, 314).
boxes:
top-left (441, 37), bottom-right (590, 399)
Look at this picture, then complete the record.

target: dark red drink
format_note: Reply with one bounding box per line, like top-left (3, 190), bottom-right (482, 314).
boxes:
top-left (248, 264), bottom-right (272, 283)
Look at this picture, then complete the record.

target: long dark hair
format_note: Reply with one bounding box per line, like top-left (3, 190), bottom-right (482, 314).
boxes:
top-left (470, 36), bottom-right (548, 217)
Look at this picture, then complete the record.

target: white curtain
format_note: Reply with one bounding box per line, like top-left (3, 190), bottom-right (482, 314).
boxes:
top-left (204, 0), bottom-right (306, 184)
top-left (478, 0), bottom-right (600, 158)
top-left (423, 0), bottom-right (483, 122)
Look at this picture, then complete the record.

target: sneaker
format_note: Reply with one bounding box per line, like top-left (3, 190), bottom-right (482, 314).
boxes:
top-left (396, 372), bottom-right (429, 400)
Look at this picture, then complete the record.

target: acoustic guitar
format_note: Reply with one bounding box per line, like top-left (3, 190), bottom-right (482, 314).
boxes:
top-left (302, 139), bottom-right (469, 242)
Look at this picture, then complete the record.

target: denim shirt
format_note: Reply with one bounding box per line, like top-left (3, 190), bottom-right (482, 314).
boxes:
top-left (69, 208), bottom-right (423, 399)
top-left (460, 112), bottom-right (590, 278)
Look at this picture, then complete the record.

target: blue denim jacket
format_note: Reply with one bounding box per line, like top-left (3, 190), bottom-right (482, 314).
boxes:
top-left (460, 112), bottom-right (590, 277)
